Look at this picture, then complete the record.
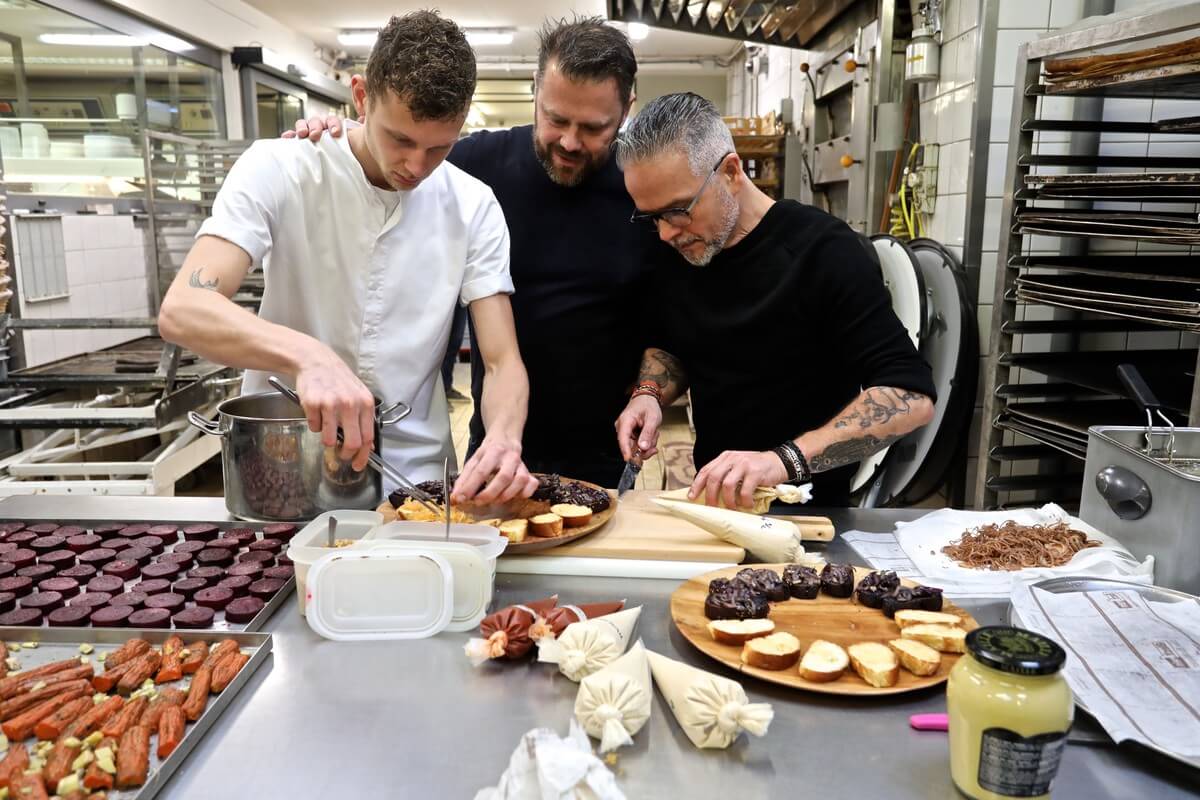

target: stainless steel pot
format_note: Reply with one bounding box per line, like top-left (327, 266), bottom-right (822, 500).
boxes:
top-left (188, 392), bottom-right (410, 522)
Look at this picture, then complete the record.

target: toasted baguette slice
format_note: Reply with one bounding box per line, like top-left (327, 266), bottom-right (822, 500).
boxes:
top-left (528, 513), bottom-right (564, 537)
top-left (901, 623), bottom-right (967, 654)
top-left (798, 640), bottom-right (849, 683)
top-left (741, 632), bottom-right (801, 671)
top-left (707, 618), bottom-right (776, 645)
top-left (550, 504), bottom-right (593, 528)
top-left (847, 642), bottom-right (900, 688)
top-left (888, 639), bottom-right (941, 677)
top-left (893, 610), bottom-right (963, 629)
top-left (498, 519), bottom-right (528, 544)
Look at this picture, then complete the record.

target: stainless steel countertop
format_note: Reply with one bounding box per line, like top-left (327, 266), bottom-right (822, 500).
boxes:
top-left (2, 497), bottom-right (1196, 798)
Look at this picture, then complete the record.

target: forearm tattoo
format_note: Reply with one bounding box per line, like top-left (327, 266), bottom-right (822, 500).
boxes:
top-left (188, 268), bottom-right (220, 291)
top-left (808, 388), bottom-right (925, 473)
top-left (638, 348), bottom-right (686, 393)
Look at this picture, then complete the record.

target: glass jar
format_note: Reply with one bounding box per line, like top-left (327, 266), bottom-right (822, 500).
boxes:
top-left (947, 626), bottom-right (1073, 800)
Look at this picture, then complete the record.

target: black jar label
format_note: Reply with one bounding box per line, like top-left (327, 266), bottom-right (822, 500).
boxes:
top-left (977, 728), bottom-right (1068, 797)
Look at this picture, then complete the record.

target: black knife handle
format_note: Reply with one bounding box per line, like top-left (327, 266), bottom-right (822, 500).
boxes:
top-left (1117, 363), bottom-right (1162, 414)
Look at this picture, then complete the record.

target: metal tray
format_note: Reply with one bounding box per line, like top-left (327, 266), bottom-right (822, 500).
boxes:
top-left (0, 517), bottom-right (294, 633)
top-left (1008, 577), bottom-right (1200, 771)
top-left (0, 626), bottom-right (272, 799)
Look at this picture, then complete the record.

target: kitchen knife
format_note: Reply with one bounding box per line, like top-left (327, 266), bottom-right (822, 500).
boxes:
top-left (617, 448), bottom-right (642, 496)
top-left (443, 457), bottom-right (451, 541)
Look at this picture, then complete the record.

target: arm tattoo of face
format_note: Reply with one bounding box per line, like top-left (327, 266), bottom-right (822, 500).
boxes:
top-left (188, 268), bottom-right (220, 291)
top-left (833, 387), bottom-right (922, 430)
top-left (808, 433), bottom-right (903, 473)
top-left (638, 348), bottom-right (686, 391)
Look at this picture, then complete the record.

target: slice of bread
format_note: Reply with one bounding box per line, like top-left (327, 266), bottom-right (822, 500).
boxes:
top-left (893, 610), bottom-right (962, 629)
top-left (888, 638), bottom-right (941, 676)
top-left (498, 519), bottom-right (528, 544)
top-left (741, 632), bottom-right (802, 671)
top-left (847, 642), bottom-right (900, 688)
top-left (707, 618), bottom-right (776, 645)
top-left (550, 503), bottom-right (593, 528)
top-left (528, 513), bottom-right (564, 538)
top-left (901, 623), bottom-right (967, 654)
top-left (798, 640), bottom-right (849, 683)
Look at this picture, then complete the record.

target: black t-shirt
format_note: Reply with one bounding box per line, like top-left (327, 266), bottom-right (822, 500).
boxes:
top-left (447, 126), bottom-right (658, 485)
top-left (653, 201), bottom-right (937, 507)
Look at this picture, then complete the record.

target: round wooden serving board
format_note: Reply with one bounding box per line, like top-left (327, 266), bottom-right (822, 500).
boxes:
top-left (670, 564), bottom-right (978, 696)
top-left (501, 480), bottom-right (618, 554)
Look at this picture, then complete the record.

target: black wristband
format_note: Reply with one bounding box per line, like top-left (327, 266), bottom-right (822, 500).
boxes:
top-left (771, 446), bottom-right (798, 482)
top-left (775, 441), bottom-right (812, 483)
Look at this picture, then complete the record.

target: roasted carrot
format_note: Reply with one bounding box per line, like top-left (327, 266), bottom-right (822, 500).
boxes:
top-left (181, 664), bottom-right (211, 722)
top-left (156, 703), bottom-right (186, 759)
top-left (82, 737), bottom-right (116, 791)
top-left (116, 651), bottom-right (162, 696)
top-left (155, 635), bottom-right (186, 683)
top-left (4, 664), bottom-right (96, 703)
top-left (180, 640), bottom-right (209, 674)
top-left (0, 742), bottom-right (29, 789)
top-left (210, 651), bottom-right (250, 694)
top-left (1, 686), bottom-right (89, 741)
top-left (116, 724), bottom-right (151, 789)
top-left (61, 694), bottom-right (123, 742)
top-left (34, 695), bottom-right (91, 740)
top-left (42, 736), bottom-right (80, 792)
top-left (100, 693), bottom-right (147, 739)
top-left (91, 659), bottom-right (137, 694)
top-left (0, 659), bottom-right (81, 699)
top-left (8, 772), bottom-right (50, 800)
top-left (0, 679), bottom-right (92, 721)
top-left (103, 639), bottom-right (151, 670)
top-left (140, 687), bottom-right (185, 730)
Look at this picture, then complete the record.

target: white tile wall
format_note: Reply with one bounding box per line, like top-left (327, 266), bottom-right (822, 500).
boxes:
top-left (1000, 0), bottom-right (1050, 28)
top-left (993, 29), bottom-right (1044, 86)
top-left (17, 215), bottom-right (149, 368)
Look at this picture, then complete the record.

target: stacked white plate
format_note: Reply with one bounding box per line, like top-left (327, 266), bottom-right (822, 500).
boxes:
top-left (19, 123), bottom-right (49, 158)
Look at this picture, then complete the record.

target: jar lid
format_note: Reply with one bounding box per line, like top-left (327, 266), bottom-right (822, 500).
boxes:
top-left (966, 626), bottom-right (1066, 676)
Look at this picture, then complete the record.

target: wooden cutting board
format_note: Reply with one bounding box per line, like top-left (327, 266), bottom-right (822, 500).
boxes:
top-left (523, 490), bottom-right (743, 562)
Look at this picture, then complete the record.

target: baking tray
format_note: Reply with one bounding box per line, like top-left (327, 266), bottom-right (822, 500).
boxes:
top-left (1011, 255), bottom-right (1200, 285)
top-left (0, 518), bottom-right (294, 633)
top-left (1008, 577), bottom-right (1200, 772)
top-left (1015, 274), bottom-right (1200, 312)
top-left (0, 626), bottom-right (272, 799)
top-left (1015, 291), bottom-right (1200, 333)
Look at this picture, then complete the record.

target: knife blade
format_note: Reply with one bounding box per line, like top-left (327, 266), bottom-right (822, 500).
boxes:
top-left (617, 448), bottom-right (642, 496)
top-left (443, 457), bottom-right (451, 541)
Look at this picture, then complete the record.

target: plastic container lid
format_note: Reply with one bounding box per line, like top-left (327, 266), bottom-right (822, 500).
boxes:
top-left (355, 540), bottom-right (492, 632)
top-left (304, 548), bottom-right (453, 640)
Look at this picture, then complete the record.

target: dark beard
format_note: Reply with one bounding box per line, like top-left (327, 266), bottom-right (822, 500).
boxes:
top-left (532, 136), bottom-right (603, 187)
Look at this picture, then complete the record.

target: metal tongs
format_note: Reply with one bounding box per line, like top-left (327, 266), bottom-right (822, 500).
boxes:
top-left (267, 376), bottom-right (441, 515)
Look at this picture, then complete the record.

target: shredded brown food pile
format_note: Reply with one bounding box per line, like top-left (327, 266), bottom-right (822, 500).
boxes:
top-left (942, 521), bottom-right (1101, 570)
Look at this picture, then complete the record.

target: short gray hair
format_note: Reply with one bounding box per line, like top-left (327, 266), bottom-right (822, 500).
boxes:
top-left (616, 92), bottom-right (733, 176)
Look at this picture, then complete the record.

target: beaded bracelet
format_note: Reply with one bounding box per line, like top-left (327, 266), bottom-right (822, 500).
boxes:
top-left (630, 382), bottom-right (664, 405)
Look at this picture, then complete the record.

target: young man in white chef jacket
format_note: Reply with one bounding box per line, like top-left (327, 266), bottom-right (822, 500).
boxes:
top-left (159, 12), bottom-right (537, 504)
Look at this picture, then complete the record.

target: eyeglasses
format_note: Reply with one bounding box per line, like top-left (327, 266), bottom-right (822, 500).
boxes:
top-left (630, 152), bottom-right (732, 229)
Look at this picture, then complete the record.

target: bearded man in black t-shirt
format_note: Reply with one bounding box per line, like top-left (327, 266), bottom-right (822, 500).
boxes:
top-left (613, 93), bottom-right (938, 509)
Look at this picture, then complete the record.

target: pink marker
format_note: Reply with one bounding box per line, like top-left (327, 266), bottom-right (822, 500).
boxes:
top-left (910, 713), bottom-right (948, 731)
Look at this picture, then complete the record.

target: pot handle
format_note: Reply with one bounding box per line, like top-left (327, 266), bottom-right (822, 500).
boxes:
top-left (378, 400), bottom-right (412, 426)
top-left (1095, 465), bottom-right (1151, 521)
top-left (187, 411), bottom-right (224, 437)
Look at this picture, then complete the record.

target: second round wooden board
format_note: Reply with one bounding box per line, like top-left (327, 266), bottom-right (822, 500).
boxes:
top-left (501, 481), bottom-right (618, 554)
top-left (670, 564), bottom-right (979, 696)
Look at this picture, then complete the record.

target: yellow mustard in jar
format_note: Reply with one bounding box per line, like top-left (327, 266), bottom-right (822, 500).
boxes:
top-left (947, 626), bottom-right (1073, 800)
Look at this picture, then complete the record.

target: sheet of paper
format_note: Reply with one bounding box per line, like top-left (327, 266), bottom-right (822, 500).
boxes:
top-left (1011, 583), bottom-right (1200, 760)
top-left (841, 530), bottom-right (1011, 598)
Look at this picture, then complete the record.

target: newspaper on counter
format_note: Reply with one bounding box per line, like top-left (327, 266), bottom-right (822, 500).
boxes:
top-left (1010, 580), bottom-right (1200, 760)
top-left (842, 504), bottom-right (1153, 599)
top-left (474, 720), bottom-right (626, 800)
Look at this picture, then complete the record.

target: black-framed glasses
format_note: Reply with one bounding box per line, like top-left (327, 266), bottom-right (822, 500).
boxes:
top-left (630, 151), bottom-right (732, 229)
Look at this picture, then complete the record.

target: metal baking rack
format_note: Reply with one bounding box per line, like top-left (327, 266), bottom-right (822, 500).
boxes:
top-left (974, 4), bottom-right (1200, 510)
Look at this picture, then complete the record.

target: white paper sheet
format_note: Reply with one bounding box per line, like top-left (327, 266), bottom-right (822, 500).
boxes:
top-left (1011, 583), bottom-right (1200, 760)
top-left (473, 720), bottom-right (627, 800)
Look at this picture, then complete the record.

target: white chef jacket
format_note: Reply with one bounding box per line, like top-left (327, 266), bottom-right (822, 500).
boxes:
top-left (196, 123), bottom-right (513, 483)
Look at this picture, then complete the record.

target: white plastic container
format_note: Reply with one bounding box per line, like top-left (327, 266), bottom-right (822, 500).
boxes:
top-left (287, 510), bottom-right (383, 616)
top-left (305, 548), bottom-right (453, 640)
top-left (355, 539), bottom-right (493, 632)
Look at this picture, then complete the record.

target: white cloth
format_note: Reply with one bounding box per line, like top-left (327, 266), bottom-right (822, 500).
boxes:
top-left (474, 720), bottom-right (626, 800)
top-left (893, 505), bottom-right (1154, 598)
top-left (197, 123), bottom-right (513, 483)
